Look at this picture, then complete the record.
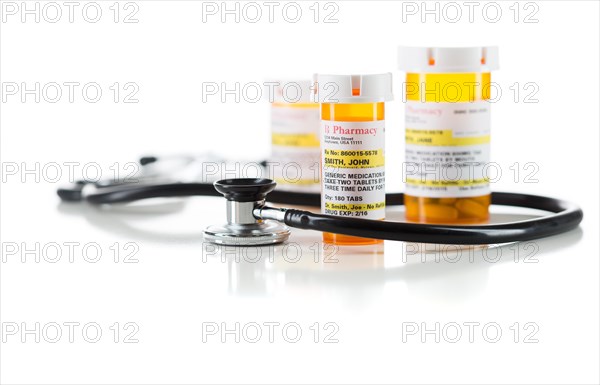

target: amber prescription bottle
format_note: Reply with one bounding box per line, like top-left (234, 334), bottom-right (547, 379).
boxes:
top-left (269, 80), bottom-right (321, 192)
top-left (315, 74), bottom-right (393, 245)
top-left (398, 47), bottom-right (499, 224)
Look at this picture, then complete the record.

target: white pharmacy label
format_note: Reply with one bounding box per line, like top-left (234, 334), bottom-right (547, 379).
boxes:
top-left (405, 100), bottom-right (491, 198)
top-left (321, 120), bottom-right (385, 219)
top-left (270, 104), bottom-right (321, 190)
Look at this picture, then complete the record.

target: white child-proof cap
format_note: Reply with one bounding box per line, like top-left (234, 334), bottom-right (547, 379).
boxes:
top-left (314, 73), bottom-right (394, 104)
top-left (398, 46), bottom-right (499, 73)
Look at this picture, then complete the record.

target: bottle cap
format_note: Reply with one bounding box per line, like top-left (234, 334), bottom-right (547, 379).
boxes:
top-left (398, 46), bottom-right (499, 73)
top-left (314, 73), bottom-right (393, 104)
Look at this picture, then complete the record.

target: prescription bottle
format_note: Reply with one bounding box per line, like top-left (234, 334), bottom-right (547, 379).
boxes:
top-left (398, 47), bottom-right (499, 224)
top-left (315, 74), bottom-right (393, 245)
top-left (269, 80), bottom-right (320, 192)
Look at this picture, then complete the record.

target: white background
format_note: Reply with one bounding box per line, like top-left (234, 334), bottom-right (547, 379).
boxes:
top-left (1, 1), bottom-right (599, 384)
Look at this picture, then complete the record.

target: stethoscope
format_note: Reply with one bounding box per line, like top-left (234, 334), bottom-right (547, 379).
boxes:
top-left (57, 155), bottom-right (584, 246)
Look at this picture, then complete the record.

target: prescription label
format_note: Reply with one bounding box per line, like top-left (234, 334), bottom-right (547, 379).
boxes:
top-left (321, 120), bottom-right (385, 219)
top-left (405, 100), bottom-right (491, 198)
top-left (271, 104), bottom-right (320, 191)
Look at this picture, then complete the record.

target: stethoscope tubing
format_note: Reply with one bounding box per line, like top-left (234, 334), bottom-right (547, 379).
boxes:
top-left (59, 182), bottom-right (584, 245)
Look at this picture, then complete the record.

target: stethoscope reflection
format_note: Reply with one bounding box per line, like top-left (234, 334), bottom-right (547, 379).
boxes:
top-left (202, 217), bottom-right (583, 303)
top-left (57, 199), bottom-right (205, 245)
top-left (57, 200), bottom-right (583, 303)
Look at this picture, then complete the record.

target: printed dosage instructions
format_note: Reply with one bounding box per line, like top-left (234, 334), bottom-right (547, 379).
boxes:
top-left (321, 121), bottom-right (385, 219)
top-left (405, 101), bottom-right (491, 198)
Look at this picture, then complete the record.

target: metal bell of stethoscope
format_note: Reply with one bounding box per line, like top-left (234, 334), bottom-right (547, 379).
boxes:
top-left (203, 179), bottom-right (291, 245)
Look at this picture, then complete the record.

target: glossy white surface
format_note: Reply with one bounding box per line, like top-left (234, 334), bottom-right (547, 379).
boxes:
top-left (1, 1), bottom-right (599, 383)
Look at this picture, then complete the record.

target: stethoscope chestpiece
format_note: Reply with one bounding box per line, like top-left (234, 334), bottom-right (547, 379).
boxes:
top-left (203, 179), bottom-right (291, 246)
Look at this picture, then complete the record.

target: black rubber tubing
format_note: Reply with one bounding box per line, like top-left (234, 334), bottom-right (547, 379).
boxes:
top-left (81, 183), bottom-right (322, 206)
top-left (284, 192), bottom-right (583, 244)
top-left (72, 182), bottom-right (584, 245)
